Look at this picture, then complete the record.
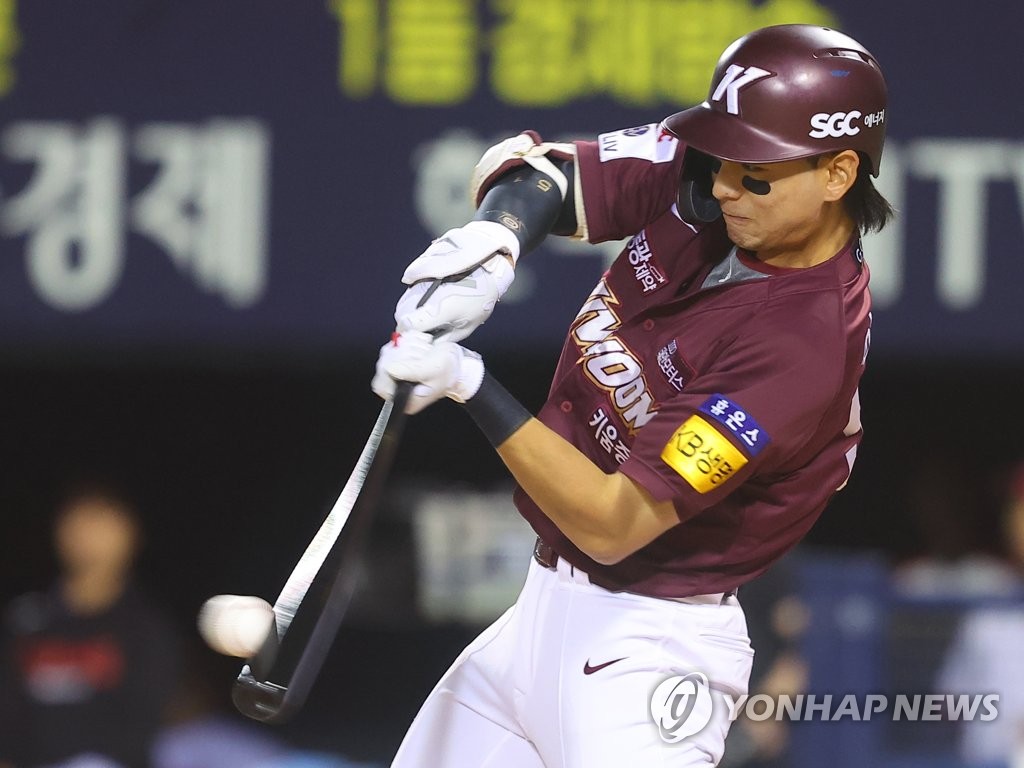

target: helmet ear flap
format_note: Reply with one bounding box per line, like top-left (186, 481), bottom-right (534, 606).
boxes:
top-left (677, 147), bottom-right (722, 226)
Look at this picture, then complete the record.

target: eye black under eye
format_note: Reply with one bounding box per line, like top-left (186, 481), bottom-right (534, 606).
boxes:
top-left (741, 176), bottom-right (772, 195)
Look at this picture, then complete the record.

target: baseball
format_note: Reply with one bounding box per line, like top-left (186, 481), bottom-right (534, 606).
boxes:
top-left (197, 594), bottom-right (276, 658)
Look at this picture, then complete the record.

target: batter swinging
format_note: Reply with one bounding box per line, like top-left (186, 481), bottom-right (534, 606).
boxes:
top-left (373, 24), bottom-right (893, 767)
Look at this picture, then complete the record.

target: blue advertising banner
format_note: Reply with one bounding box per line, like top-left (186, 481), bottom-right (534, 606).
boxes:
top-left (0, 0), bottom-right (1021, 358)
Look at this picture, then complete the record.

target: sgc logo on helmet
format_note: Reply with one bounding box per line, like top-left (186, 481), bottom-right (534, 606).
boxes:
top-left (808, 111), bottom-right (862, 139)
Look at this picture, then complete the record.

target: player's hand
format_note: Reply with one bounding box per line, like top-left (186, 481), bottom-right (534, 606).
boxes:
top-left (372, 331), bottom-right (485, 414)
top-left (395, 221), bottom-right (518, 343)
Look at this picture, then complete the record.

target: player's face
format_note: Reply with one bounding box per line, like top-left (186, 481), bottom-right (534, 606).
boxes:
top-left (710, 155), bottom-right (849, 263)
top-left (55, 498), bottom-right (139, 576)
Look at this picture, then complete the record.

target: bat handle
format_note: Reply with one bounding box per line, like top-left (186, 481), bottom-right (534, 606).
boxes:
top-left (416, 277), bottom-right (447, 306)
top-left (390, 379), bottom-right (414, 417)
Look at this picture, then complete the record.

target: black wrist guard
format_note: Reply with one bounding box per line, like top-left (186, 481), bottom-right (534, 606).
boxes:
top-left (461, 372), bottom-right (532, 448)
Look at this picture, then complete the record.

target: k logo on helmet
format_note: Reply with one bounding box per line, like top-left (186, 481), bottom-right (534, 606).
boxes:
top-left (710, 65), bottom-right (773, 115)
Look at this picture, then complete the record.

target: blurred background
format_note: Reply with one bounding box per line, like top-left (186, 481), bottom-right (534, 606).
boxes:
top-left (0, 1), bottom-right (1021, 766)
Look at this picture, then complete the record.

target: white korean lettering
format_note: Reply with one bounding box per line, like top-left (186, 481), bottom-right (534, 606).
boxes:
top-left (1, 118), bottom-right (126, 310)
top-left (132, 120), bottom-right (270, 308)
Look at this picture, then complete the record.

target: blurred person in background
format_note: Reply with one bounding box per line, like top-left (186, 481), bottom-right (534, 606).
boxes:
top-left (719, 556), bottom-right (810, 768)
top-left (892, 455), bottom-right (1017, 599)
top-left (152, 644), bottom-right (378, 768)
top-left (936, 461), bottom-right (1024, 766)
top-left (0, 482), bottom-right (181, 768)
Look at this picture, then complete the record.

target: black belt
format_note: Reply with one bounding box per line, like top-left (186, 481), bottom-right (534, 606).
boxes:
top-left (533, 537), bottom-right (560, 569)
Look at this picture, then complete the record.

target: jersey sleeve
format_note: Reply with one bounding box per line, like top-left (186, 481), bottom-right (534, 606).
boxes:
top-left (620, 301), bottom-right (848, 521)
top-left (574, 124), bottom-right (687, 244)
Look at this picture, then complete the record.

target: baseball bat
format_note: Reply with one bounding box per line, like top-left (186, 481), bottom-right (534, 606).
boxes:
top-left (231, 278), bottom-right (452, 723)
top-left (231, 381), bottom-right (412, 723)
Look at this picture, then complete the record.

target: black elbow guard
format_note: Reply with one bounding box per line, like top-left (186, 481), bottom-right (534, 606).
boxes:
top-left (473, 160), bottom-right (577, 256)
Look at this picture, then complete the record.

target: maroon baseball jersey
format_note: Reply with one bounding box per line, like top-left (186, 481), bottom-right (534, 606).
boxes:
top-left (509, 123), bottom-right (872, 598)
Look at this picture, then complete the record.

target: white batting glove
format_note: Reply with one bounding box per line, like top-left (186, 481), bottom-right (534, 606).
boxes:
top-left (371, 331), bottom-right (486, 415)
top-left (395, 221), bottom-right (518, 343)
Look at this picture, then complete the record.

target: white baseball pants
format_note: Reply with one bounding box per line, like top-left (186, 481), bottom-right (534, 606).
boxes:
top-left (391, 555), bottom-right (753, 767)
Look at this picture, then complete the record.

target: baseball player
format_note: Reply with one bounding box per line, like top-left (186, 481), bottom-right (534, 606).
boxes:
top-left (372, 24), bottom-right (892, 767)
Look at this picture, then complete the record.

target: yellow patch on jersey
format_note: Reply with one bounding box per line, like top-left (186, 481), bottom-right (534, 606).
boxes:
top-left (660, 415), bottom-right (748, 493)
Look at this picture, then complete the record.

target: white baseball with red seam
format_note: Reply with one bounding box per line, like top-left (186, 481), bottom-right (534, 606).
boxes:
top-left (197, 594), bottom-right (275, 658)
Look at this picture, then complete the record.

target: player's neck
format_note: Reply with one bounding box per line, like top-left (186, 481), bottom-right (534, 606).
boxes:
top-left (61, 569), bottom-right (128, 615)
top-left (756, 207), bottom-right (856, 269)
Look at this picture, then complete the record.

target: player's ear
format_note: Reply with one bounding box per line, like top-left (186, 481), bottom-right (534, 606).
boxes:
top-left (822, 150), bottom-right (859, 202)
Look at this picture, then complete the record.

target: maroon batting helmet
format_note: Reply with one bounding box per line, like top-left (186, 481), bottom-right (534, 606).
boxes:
top-left (663, 24), bottom-right (888, 176)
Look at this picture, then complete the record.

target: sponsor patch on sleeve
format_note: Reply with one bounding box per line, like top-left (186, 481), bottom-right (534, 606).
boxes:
top-left (598, 124), bottom-right (677, 164)
top-left (660, 415), bottom-right (748, 493)
top-left (698, 394), bottom-right (770, 457)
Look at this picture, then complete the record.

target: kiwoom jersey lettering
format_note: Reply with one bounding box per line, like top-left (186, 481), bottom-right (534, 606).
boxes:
top-left (571, 280), bottom-right (659, 433)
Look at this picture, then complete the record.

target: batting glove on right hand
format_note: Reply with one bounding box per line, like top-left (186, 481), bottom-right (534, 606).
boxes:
top-left (395, 221), bottom-right (518, 344)
top-left (372, 331), bottom-right (485, 415)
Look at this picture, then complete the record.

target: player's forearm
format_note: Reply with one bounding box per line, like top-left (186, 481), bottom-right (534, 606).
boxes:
top-left (377, 349), bottom-right (677, 562)
top-left (496, 419), bottom-right (676, 565)
top-left (457, 371), bottom-right (677, 563)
